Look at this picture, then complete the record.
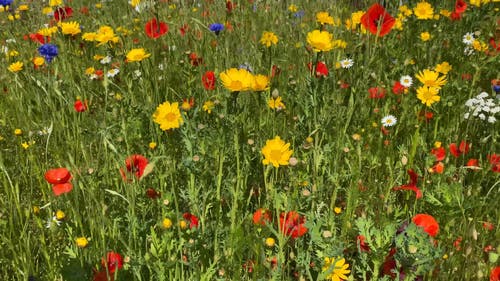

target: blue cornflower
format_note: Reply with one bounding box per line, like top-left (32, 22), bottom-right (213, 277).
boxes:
top-left (209, 23), bottom-right (224, 36)
top-left (0, 0), bottom-right (12, 7)
top-left (38, 44), bottom-right (59, 63)
top-left (294, 10), bottom-right (305, 19)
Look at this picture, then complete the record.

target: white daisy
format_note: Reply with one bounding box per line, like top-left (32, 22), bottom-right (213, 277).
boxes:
top-left (340, 58), bottom-right (354, 69)
top-left (400, 75), bottom-right (413, 88)
top-left (106, 68), bottom-right (120, 78)
top-left (100, 56), bottom-right (112, 64)
top-left (381, 115), bottom-right (397, 127)
top-left (46, 216), bottom-right (61, 229)
top-left (462, 32), bottom-right (475, 45)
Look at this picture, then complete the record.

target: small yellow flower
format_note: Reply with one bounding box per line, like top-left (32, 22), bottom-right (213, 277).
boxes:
top-left (202, 101), bottom-right (215, 114)
top-left (149, 142), bottom-right (157, 150)
top-left (435, 62), bottom-right (452, 75)
top-left (130, 0), bottom-right (141, 7)
top-left (42, 7), bottom-right (53, 15)
top-left (413, 1), bottom-right (434, 20)
top-left (261, 136), bottom-right (293, 168)
top-left (259, 31), bottom-right (278, 48)
top-left (334, 207), bottom-right (342, 214)
top-left (307, 30), bottom-right (334, 52)
top-left (59, 21), bottom-right (81, 36)
top-left (85, 67), bottom-right (95, 75)
top-left (153, 101), bottom-right (183, 131)
top-left (268, 96), bottom-right (286, 110)
top-left (399, 5), bottom-right (413, 17)
top-left (316, 11), bottom-right (334, 25)
top-left (440, 9), bottom-right (451, 17)
top-left (179, 220), bottom-right (188, 229)
top-left (8, 61), bottom-right (23, 73)
top-left (33, 57), bottom-right (45, 67)
top-left (17, 5), bottom-right (29, 11)
top-left (265, 237), bottom-right (275, 247)
top-left (322, 257), bottom-right (351, 281)
top-left (434, 141), bottom-right (442, 148)
top-left (21, 142), bottom-right (29, 149)
top-left (288, 4), bottom-right (298, 12)
top-left (56, 210), bottom-right (65, 220)
top-left (420, 32), bottom-right (431, 41)
top-left (416, 86), bottom-right (440, 106)
top-left (49, 0), bottom-right (62, 7)
top-left (126, 48), bottom-right (151, 62)
top-left (33, 206), bottom-right (40, 215)
top-left (14, 129), bottom-right (22, 136)
top-left (95, 3), bottom-right (102, 9)
top-left (162, 218), bottom-right (173, 229)
top-left (306, 136), bottom-right (313, 143)
top-left (9, 50), bottom-right (19, 57)
top-left (352, 133), bottom-right (361, 141)
top-left (75, 237), bottom-right (89, 248)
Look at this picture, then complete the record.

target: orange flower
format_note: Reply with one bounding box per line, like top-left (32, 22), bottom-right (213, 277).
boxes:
top-left (412, 213), bottom-right (439, 237)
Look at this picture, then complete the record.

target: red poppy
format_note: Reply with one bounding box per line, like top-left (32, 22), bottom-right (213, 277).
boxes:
top-left (430, 147), bottom-right (446, 161)
top-left (491, 266), bottom-right (500, 281)
top-left (449, 141), bottom-right (470, 158)
top-left (315, 61), bottom-right (328, 77)
top-left (253, 208), bottom-right (272, 225)
top-left (279, 211), bottom-right (308, 239)
top-left (453, 236), bottom-right (462, 250)
top-left (101, 251), bottom-right (123, 274)
top-left (482, 222), bottom-right (494, 231)
top-left (455, 0), bottom-right (467, 14)
top-left (29, 33), bottom-right (49, 44)
top-left (431, 162), bottom-right (444, 174)
top-left (466, 158), bottom-right (480, 170)
top-left (489, 38), bottom-right (500, 52)
top-left (450, 11), bottom-right (462, 21)
top-left (145, 18), bottom-right (169, 39)
top-left (488, 153), bottom-right (500, 172)
top-left (202, 71), bottom-right (216, 90)
top-left (226, 0), bottom-right (235, 13)
top-left (360, 3), bottom-right (395, 37)
top-left (92, 268), bottom-right (115, 281)
top-left (54, 6), bottom-right (73, 21)
top-left (392, 81), bottom-right (406, 95)
top-left (412, 214), bottom-right (439, 237)
top-left (120, 154), bottom-right (148, 181)
top-left (179, 24), bottom-right (189, 36)
top-left (368, 87), bottom-right (386, 99)
top-left (271, 65), bottom-right (281, 78)
top-left (381, 247), bottom-right (397, 278)
top-left (45, 168), bottom-right (72, 184)
top-left (357, 235), bottom-right (370, 252)
top-left (393, 169), bottom-right (422, 199)
top-left (52, 182), bottom-right (73, 196)
top-left (74, 99), bottom-right (88, 112)
top-left (145, 188), bottom-right (161, 199)
top-left (183, 212), bottom-right (199, 229)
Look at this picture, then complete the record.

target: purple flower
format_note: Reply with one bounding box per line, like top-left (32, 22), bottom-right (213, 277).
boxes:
top-left (209, 23), bottom-right (224, 35)
top-left (0, 0), bottom-right (12, 7)
top-left (38, 44), bottom-right (58, 63)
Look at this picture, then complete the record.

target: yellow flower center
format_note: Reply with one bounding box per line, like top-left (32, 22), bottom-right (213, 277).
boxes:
top-left (230, 80), bottom-right (243, 90)
top-left (165, 112), bottom-right (177, 122)
top-left (270, 149), bottom-right (282, 162)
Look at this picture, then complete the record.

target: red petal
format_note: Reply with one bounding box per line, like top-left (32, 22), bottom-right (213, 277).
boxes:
top-left (45, 168), bottom-right (71, 184)
top-left (52, 182), bottom-right (73, 196)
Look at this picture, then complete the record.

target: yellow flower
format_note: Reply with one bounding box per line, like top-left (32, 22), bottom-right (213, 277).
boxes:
top-left (416, 86), bottom-right (440, 106)
top-left (288, 4), bottom-right (298, 12)
top-left (345, 11), bottom-right (364, 30)
top-left (202, 101), bottom-right (215, 114)
top-left (415, 69), bottom-right (447, 89)
top-left (334, 207), bottom-right (342, 214)
top-left (219, 68), bottom-right (255, 92)
top-left (435, 62), bottom-right (452, 74)
top-left (42, 7), bottom-right (53, 15)
top-left (261, 136), bottom-right (293, 168)
top-left (33, 206), bottom-right (40, 214)
top-left (472, 40), bottom-right (488, 52)
top-left (322, 257), bottom-right (351, 281)
top-left (149, 142), bottom-right (157, 149)
top-left (332, 39), bottom-right (347, 49)
top-left (307, 30), bottom-right (333, 52)
top-left (38, 26), bottom-right (58, 37)
top-left (17, 5), bottom-right (29, 11)
top-left (75, 237), bottom-right (89, 248)
top-left (179, 220), bottom-right (188, 229)
top-left (440, 9), bottom-right (451, 17)
top-left (21, 142), bottom-right (29, 149)
top-left (32, 57), bottom-right (45, 67)
top-left (152, 101), bottom-right (183, 131)
top-left (265, 237), bottom-right (275, 247)
top-left (85, 67), bottom-right (95, 75)
top-left (130, 0), bottom-right (141, 7)
top-left (253, 74), bottom-right (270, 91)
top-left (316, 11), bottom-right (334, 25)
top-left (399, 5), bottom-right (413, 17)
top-left (14, 129), bottom-right (22, 136)
top-left (49, 0), bottom-right (62, 7)
top-left (470, 0), bottom-right (481, 6)
top-left (413, 1), bottom-right (434, 20)
top-left (434, 141), bottom-right (442, 148)
top-left (94, 26), bottom-right (119, 46)
top-left (56, 210), bottom-right (65, 220)
top-left (260, 31), bottom-right (278, 48)
top-left (82, 32), bottom-right (97, 41)
top-left (9, 50), bottom-right (19, 57)
top-left (126, 48), bottom-right (151, 62)
top-left (59, 21), bottom-right (81, 36)
top-left (162, 218), bottom-right (173, 229)
top-left (8, 61), bottom-right (23, 73)
top-left (268, 96), bottom-right (285, 110)
top-left (420, 32), bottom-right (431, 41)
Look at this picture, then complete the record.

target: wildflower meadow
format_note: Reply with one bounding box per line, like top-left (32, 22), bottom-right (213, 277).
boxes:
top-left (1, 0), bottom-right (500, 280)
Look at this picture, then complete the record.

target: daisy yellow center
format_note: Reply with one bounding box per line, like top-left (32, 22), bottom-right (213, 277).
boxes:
top-left (165, 112), bottom-right (177, 122)
top-left (270, 149), bottom-right (282, 162)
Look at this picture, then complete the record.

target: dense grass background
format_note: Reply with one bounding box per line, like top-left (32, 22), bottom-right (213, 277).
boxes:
top-left (0, 0), bottom-right (499, 280)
